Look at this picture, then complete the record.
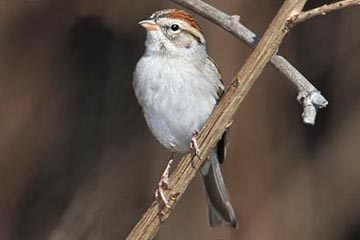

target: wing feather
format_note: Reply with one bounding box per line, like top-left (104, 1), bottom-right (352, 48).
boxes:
top-left (206, 57), bottom-right (228, 164)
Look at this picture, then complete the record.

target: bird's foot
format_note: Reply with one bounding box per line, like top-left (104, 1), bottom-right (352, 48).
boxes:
top-left (190, 130), bottom-right (201, 157)
top-left (155, 154), bottom-right (175, 209)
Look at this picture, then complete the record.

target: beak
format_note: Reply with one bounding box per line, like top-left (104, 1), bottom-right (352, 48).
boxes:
top-left (138, 19), bottom-right (159, 31)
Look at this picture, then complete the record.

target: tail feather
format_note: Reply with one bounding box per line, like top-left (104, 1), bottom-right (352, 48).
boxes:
top-left (200, 150), bottom-right (238, 228)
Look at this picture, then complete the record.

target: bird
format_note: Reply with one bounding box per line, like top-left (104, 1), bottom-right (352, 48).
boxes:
top-left (133, 9), bottom-right (238, 228)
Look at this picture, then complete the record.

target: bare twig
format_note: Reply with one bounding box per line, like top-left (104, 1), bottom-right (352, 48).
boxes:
top-left (127, 0), bottom-right (307, 239)
top-left (290, 0), bottom-right (360, 26)
top-left (171, 0), bottom-right (328, 125)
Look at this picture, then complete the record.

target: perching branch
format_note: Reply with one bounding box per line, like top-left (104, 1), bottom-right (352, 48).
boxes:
top-left (127, 0), bottom-right (360, 239)
top-left (290, 0), bottom-right (360, 26)
top-left (171, 0), bottom-right (328, 125)
top-left (127, 0), bottom-right (307, 239)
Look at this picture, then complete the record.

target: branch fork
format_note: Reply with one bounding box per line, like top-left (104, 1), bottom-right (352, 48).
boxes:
top-left (289, 0), bottom-right (360, 27)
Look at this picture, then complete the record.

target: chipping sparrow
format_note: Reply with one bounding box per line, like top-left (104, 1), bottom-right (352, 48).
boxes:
top-left (133, 9), bottom-right (238, 228)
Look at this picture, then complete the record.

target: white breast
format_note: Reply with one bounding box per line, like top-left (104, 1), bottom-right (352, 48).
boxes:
top-left (133, 54), bottom-right (219, 153)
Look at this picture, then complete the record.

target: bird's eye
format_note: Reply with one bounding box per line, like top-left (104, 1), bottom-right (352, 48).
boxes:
top-left (170, 24), bottom-right (180, 31)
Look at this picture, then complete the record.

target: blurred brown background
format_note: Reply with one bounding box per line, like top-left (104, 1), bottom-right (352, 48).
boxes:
top-left (0, 0), bottom-right (359, 239)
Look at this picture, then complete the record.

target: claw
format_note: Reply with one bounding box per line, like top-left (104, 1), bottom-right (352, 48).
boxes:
top-left (190, 130), bottom-right (200, 157)
top-left (155, 180), bottom-right (171, 208)
top-left (155, 153), bottom-right (175, 209)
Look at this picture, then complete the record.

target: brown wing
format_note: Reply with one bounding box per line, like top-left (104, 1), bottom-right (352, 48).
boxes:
top-left (207, 57), bottom-right (228, 164)
top-left (207, 56), bottom-right (225, 101)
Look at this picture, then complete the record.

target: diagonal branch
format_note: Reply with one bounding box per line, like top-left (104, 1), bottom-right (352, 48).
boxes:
top-left (290, 0), bottom-right (360, 26)
top-left (171, 0), bottom-right (328, 125)
top-left (127, 0), bottom-right (307, 239)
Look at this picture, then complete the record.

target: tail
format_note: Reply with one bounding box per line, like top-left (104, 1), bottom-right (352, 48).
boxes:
top-left (200, 150), bottom-right (238, 228)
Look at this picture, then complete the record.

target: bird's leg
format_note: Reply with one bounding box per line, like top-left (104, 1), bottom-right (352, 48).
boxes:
top-left (155, 152), bottom-right (176, 208)
top-left (190, 130), bottom-right (201, 157)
